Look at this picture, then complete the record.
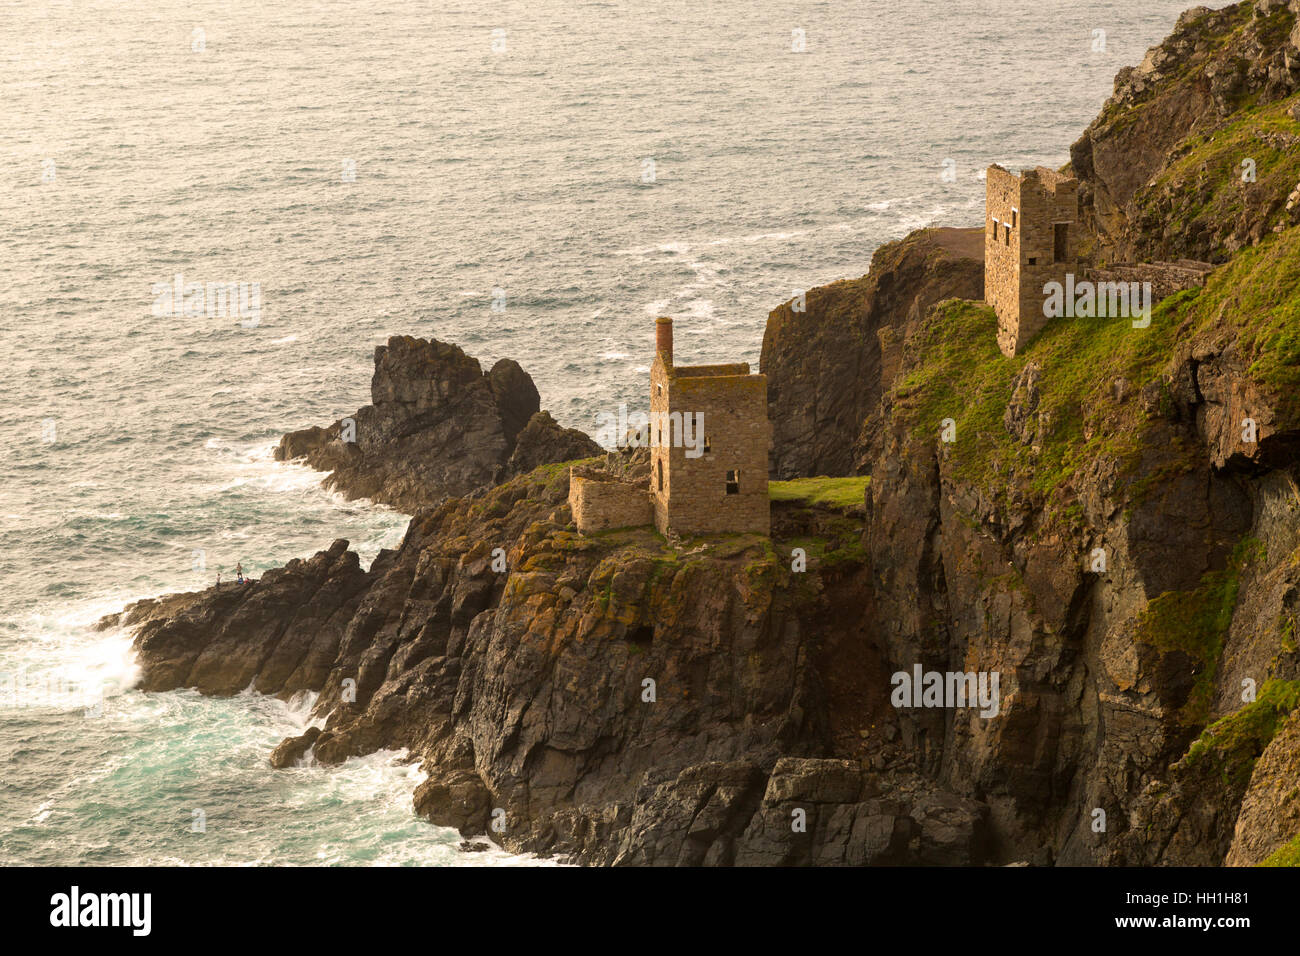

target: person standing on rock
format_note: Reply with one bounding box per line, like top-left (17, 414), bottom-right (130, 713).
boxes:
top-left (235, 562), bottom-right (244, 585)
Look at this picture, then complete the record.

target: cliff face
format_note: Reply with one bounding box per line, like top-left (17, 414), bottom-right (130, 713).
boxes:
top-left (103, 461), bottom-right (989, 865)
top-left (274, 336), bottom-right (601, 513)
top-left (1070, 1), bottom-right (1300, 263)
top-left (105, 1), bottom-right (1300, 867)
top-left (744, 0), bottom-right (1300, 866)
top-left (761, 228), bottom-right (983, 480)
top-left (868, 308), bottom-right (1300, 868)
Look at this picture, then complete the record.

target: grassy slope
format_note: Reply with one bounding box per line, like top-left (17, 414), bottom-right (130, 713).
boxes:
top-left (889, 224), bottom-right (1300, 530)
top-left (1134, 93), bottom-right (1300, 249)
top-left (1182, 679), bottom-right (1300, 788)
top-left (881, 225), bottom-right (1300, 749)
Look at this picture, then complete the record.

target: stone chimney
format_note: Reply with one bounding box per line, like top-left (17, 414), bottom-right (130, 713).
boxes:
top-left (655, 316), bottom-right (673, 366)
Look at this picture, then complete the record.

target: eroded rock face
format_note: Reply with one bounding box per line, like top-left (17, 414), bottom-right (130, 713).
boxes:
top-left (1004, 362), bottom-right (1045, 449)
top-left (103, 458), bottom-right (992, 865)
top-left (1226, 708), bottom-right (1300, 865)
top-left (270, 727), bottom-right (321, 768)
top-left (760, 228), bottom-right (984, 480)
top-left (505, 410), bottom-right (603, 477)
top-left (274, 336), bottom-right (598, 513)
top-left (111, 303), bottom-right (1300, 867)
top-left (1166, 341), bottom-right (1300, 472)
top-left (1070, 1), bottom-right (1300, 262)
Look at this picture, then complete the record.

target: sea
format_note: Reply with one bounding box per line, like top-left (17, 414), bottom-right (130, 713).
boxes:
top-left (0, 0), bottom-right (1194, 865)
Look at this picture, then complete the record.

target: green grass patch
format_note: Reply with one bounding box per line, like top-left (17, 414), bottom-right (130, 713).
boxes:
top-left (1130, 93), bottom-right (1300, 263)
top-left (887, 223), bottom-right (1300, 529)
top-left (1094, 4), bottom-right (1273, 134)
top-left (1260, 832), bottom-right (1300, 867)
top-left (1136, 537), bottom-right (1265, 725)
top-left (886, 291), bottom-right (1196, 524)
top-left (768, 476), bottom-right (870, 510)
top-left (1183, 679), bottom-right (1300, 789)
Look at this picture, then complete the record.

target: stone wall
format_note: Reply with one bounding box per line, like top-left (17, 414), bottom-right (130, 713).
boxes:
top-left (1088, 259), bottom-right (1215, 303)
top-left (569, 473), bottom-right (653, 533)
top-left (985, 165), bottom-right (1021, 354)
top-left (1016, 168), bottom-right (1078, 353)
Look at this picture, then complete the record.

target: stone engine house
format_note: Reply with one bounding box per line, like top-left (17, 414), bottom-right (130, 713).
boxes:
top-left (568, 317), bottom-right (771, 537)
top-left (649, 317), bottom-right (770, 536)
top-left (985, 164), bottom-right (1079, 356)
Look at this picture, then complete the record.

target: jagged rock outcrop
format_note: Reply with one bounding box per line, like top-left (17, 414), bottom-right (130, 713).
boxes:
top-left (505, 410), bottom-right (604, 477)
top-left (1070, 1), bottom-right (1300, 263)
top-left (1226, 707), bottom-right (1300, 864)
top-left (102, 458), bottom-right (989, 865)
top-left (761, 227), bottom-right (983, 479)
top-left (274, 336), bottom-right (599, 513)
top-left (103, 2), bottom-right (1300, 868)
top-left (270, 726), bottom-right (321, 768)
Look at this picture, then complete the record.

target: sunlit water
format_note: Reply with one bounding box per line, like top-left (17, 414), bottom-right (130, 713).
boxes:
top-left (0, 0), bottom-right (1193, 865)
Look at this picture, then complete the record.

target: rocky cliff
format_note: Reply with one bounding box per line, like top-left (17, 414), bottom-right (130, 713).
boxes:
top-left (753, 0), bottom-right (1300, 866)
top-left (102, 462), bottom-right (989, 865)
top-left (274, 336), bottom-right (601, 513)
top-left (106, 0), bottom-right (1300, 866)
top-left (855, 231), bottom-right (1300, 864)
top-left (761, 227), bottom-right (984, 479)
top-left (1070, 0), bottom-right (1300, 263)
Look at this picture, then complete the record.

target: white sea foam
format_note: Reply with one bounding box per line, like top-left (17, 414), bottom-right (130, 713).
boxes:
top-left (1, 609), bottom-right (141, 714)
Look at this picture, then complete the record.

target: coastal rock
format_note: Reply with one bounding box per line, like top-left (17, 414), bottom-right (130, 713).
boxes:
top-left (274, 336), bottom-right (597, 513)
top-left (270, 726), bottom-right (321, 768)
top-left (505, 410), bottom-right (603, 477)
top-left (1071, 1), bottom-right (1300, 262)
top-left (760, 227), bottom-right (983, 479)
top-left (413, 768), bottom-right (495, 837)
top-left (125, 538), bottom-right (371, 696)
top-left (107, 458), bottom-right (926, 864)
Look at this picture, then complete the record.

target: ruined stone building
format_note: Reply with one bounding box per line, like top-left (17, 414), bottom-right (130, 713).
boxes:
top-left (985, 164), bottom-right (1079, 356)
top-left (569, 317), bottom-right (771, 536)
top-left (649, 317), bottom-right (770, 536)
top-left (983, 164), bottom-right (1214, 355)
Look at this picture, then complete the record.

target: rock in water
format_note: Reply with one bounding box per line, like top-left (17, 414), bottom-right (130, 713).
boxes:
top-left (274, 335), bottom-right (601, 513)
top-left (270, 726), bottom-right (322, 768)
